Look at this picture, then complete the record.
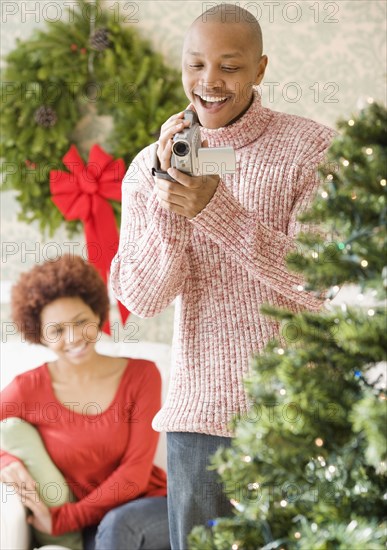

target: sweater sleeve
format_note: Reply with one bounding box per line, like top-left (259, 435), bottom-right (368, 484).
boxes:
top-left (110, 145), bottom-right (193, 318)
top-left (190, 134), bottom-right (334, 310)
top-left (50, 362), bottom-right (164, 535)
top-left (1, 378), bottom-right (26, 469)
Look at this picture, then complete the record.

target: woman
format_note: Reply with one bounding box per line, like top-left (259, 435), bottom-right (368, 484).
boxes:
top-left (0, 254), bottom-right (170, 550)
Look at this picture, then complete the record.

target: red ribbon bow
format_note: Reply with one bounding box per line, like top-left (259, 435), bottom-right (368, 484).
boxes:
top-left (50, 144), bottom-right (129, 334)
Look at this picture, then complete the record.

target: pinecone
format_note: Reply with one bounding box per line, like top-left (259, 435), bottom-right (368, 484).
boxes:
top-left (90, 27), bottom-right (110, 51)
top-left (34, 106), bottom-right (57, 128)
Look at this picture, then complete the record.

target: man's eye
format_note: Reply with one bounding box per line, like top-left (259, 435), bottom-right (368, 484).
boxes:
top-left (222, 66), bottom-right (239, 72)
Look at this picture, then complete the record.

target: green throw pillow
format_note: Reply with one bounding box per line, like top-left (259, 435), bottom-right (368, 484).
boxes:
top-left (1, 417), bottom-right (83, 550)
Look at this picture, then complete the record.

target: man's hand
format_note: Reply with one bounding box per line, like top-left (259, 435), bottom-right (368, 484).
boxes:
top-left (157, 111), bottom-right (191, 171)
top-left (155, 168), bottom-right (220, 219)
top-left (0, 461), bottom-right (53, 534)
top-left (155, 110), bottom-right (221, 218)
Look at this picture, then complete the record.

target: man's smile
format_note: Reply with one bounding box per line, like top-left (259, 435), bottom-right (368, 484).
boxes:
top-left (194, 92), bottom-right (231, 112)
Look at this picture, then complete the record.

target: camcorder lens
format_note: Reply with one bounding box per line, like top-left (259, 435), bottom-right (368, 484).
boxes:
top-left (173, 141), bottom-right (190, 157)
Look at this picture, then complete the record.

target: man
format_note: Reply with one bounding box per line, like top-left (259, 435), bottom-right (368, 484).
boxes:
top-left (111, 4), bottom-right (334, 548)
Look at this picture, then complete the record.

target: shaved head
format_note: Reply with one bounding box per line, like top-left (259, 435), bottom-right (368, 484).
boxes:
top-left (189, 3), bottom-right (263, 58)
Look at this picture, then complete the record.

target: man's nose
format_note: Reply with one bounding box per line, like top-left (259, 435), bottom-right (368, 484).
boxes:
top-left (199, 67), bottom-right (224, 89)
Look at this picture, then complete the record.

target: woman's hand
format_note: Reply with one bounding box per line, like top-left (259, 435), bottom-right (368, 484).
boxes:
top-left (25, 495), bottom-right (53, 534)
top-left (0, 461), bottom-right (53, 534)
top-left (0, 460), bottom-right (36, 492)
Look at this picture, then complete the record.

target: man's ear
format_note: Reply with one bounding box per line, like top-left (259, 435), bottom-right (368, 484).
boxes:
top-left (255, 55), bottom-right (268, 85)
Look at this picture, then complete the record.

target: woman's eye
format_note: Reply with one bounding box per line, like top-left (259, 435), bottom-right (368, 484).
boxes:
top-left (75, 319), bottom-right (87, 326)
top-left (189, 64), bottom-right (203, 69)
top-left (46, 325), bottom-right (62, 338)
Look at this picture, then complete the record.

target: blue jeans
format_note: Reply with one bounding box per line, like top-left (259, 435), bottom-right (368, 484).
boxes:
top-left (83, 496), bottom-right (170, 550)
top-left (166, 432), bottom-right (233, 550)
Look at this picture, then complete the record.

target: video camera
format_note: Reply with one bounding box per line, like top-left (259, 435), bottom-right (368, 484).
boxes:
top-left (171, 110), bottom-right (236, 176)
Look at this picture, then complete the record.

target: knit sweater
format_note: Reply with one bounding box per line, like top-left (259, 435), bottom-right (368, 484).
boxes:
top-left (110, 91), bottom-right (335, 437)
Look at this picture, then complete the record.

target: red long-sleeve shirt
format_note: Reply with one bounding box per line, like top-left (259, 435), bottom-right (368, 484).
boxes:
top-left (0, 359), bottom-right (167, 535)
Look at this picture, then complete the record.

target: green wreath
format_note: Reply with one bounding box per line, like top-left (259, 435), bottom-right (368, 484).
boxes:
top-left (1, 0), bottom-right (186, 234)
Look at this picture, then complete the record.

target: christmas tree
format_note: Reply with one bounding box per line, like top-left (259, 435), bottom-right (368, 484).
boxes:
top-left (189, 101), bottom-right (387, 549)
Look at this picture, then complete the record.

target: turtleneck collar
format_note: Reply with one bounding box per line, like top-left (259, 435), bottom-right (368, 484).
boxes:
top-left (197, 89), bottom-right (273, 150)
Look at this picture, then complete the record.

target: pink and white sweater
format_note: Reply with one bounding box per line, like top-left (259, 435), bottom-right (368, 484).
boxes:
top-left (110, 92), bottom-right (335, 437)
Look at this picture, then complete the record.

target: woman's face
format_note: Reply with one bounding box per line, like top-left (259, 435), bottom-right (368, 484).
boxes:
top-left (40, 296), bottom-right (100, 366)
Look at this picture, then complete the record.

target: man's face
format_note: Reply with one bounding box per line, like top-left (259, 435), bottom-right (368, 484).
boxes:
top-left (182, 21), bottom-right (267, 129)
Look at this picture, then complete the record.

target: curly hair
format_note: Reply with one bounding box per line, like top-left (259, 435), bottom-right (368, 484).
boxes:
top-left (11, 255), bottom-right (110, 344)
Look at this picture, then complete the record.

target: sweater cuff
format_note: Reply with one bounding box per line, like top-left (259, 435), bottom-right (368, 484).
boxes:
top-left (50, 503), bottom-right (79, 536)
top-left (0, 453), bottom-right (23, 470)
